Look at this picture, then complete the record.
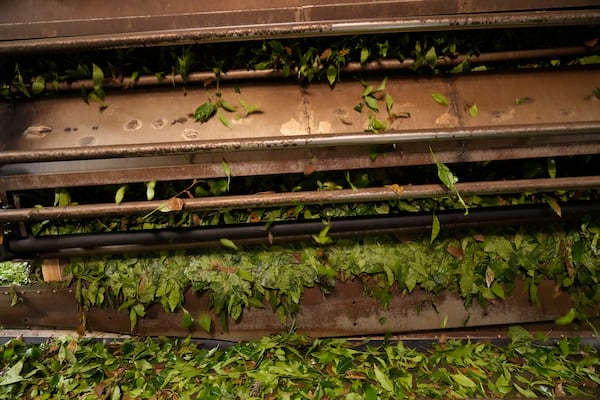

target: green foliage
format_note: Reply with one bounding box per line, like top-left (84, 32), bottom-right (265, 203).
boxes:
top-left (53, 216), bottom-right (600, 331)
top-left (430, 148), bottom-right (469, 215)
top-left (431, 93), bottom-right (449, 106)
top-left (0, 262), bottom-right (30, 286)
top-left (1, 330), bottom-right (599, 399)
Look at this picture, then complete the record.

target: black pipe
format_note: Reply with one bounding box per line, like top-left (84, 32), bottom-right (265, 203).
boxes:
top-left (6, 201), bottom-right (600, 258)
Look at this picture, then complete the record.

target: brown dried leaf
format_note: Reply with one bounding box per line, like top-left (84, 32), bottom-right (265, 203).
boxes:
top-left (165, 197), bottom-right (184, 212)
top-left (485, 267), bottom-right (495, 288)
top-left (584, 37), bottom-right (599, 47)
top-left (385, 184), bottom-right (404, 197)
top-left (447, 245), bottom-right (464, 260)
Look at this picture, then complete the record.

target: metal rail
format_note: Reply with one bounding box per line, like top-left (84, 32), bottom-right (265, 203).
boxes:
top-left (1, 1), bottom-right (599, 54)
top-left (2, 176), bottom-right (600, 223)
top-left (5, 201), bottom-right (598, 259)
top-left (1, 279), bottom-right (594, 340)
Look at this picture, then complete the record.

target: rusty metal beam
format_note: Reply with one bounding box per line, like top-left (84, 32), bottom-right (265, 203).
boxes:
top-left (1, 1), bottom-right (598, 54)
top-left (2, 135), bottom-right (599, 192)
top-left (0, 279), bottom-right (596, 340)
top-left (2, 122), bottom-right (599, 165)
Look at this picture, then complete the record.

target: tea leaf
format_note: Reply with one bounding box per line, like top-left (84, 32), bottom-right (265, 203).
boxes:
top-left (385, 93), bottom-right (394, 113)
top-left (326, 65), bottom-right (337, 86)
top-left (430, 214), bottom-right (440, 243)
top-left (115, 185), bottom-right (127, 204)
top-left (556, 307), bottom-right (577, 325)
top-left (145, 180), bottom-right (156, 201)
top-left (467, 103), bottom-right (478, 117)
top-left (219, 98), bottom-right (237, 112)
top-left (547, 158), bottom-right (557, 178)
top-left (193, 102), bottom-right (218, 123)
top-left (374, 365), bottom-right (394, 392)
top-left (182, 309), bottom-right (194, 329)
top-left (31, 75), bottom-right (45, 95)
top-left (313, 224), bottom-right (333, 245)
top-left (364, 96), bottom-right (379, 112)
top-left (218, 112), bottom-right (233, 128)
top-left (451, 373), bottom-right (476, 388)
top-left (425, 46), bottom-right (437, 69)
top-left (239, 99), bottom-right (261, 115)
top-left (431, 93), bottom-right (448, 106)
top-left (220, 238), bottom-right (238, 250)
top-left (360, 47), bottom-right (369, 64)
top-left (92, 63), bottom-right (104, 90)
top-left (198, 312), bottom-right (212, 333)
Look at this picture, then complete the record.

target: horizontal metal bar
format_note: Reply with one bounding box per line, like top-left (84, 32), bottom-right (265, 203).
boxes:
top-left (7, 202), bottom-right (599, 258)
top-left (3, 176), bottom-right (600, 223)
top-left (2, 122), bottom-right (599, 165)
top-left (0, 278), bottom-right (595, 339)
top-left (1, 10), bottom-right (598, 54)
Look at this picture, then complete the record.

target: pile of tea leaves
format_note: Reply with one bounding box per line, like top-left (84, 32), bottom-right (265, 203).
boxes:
top-left (53, 214), bottom-right (600, 332)
top-left (1, 327), bottom-right (599, 399)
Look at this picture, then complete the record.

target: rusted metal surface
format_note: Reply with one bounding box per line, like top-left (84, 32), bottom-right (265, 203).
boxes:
top-left (4, 69), bottom-right (599, 153)
top-left (1, 1), bottom-right (598, 53)
top-left (0, 279), bottom-right (594, 340)
top-left (1, 69), bottom-right (599, 192)
top-left (2, 176), bottom-right (600, 223)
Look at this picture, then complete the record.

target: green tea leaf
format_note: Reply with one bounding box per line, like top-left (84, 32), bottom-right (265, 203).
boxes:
top-left (198, 312), bottom-right (212, 333)
top-left (219, 98), bottom-right (237, 112)
top-left (513, 383), bottom-right (537, 398)
top-left (360, 47), bottom-right (369, 64)
top-left (239, 99), bottom-right (261, 115)
top-left (374, 365), bottom-right (394, 392)
top-left (364, 96), bottom-right (379, 112)
top-left (432, 93), bottom-right (448, 106)
top-left (451, 373), bottom-right (476, 388)
top-left (220, 238), bottom-right (238, 250)
top-left (425, 46), bottom-right (437, 69)
top-left (547, 158), bottom-right (557, 178)
top-left (556, 307), bottom-right (577, 325)
top-left (376, 77), bottom-right (388, 93)
top-left (467, 103), bottom-right (478, 118)
top-left (193, 102), bottom-right (218, 123)
top-left (218, 112), bottom-right (233, 128)
top-left (145, 180), bottom-right (156, 201)
top-left (31, 75), bottom-right (45, 95)
top-left (326, 65), bottom-right (337, 86)
top-left (508, 326), bottom-right (533, 343)
top-left (385, 93), bottom-right (394, 113)
top-left (182, 309), bottom-right (194, 329)
top-left (543, 194), bottom-right (562, 217)
top-left (92, 63), bottom-right (104, 90)
top-left (0, 359), bottom-right (24, 386)
top-left (313, 224), bottom-right (333, 245)
top-left (430, 214), bottom-right (440, 243)
top-left (115, 185), bottom-right (127, 204)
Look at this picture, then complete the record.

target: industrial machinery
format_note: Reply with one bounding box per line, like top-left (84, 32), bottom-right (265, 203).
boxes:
top-left (1, 0), bottom-right (600, 347)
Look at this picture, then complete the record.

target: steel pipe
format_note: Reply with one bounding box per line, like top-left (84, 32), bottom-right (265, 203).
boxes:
top-left (1, 122), bottom-right (599, 165)
top-left (6, 201), bottom-right (599, 258)
top-left (2, 176), bottom-right (600, 223)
